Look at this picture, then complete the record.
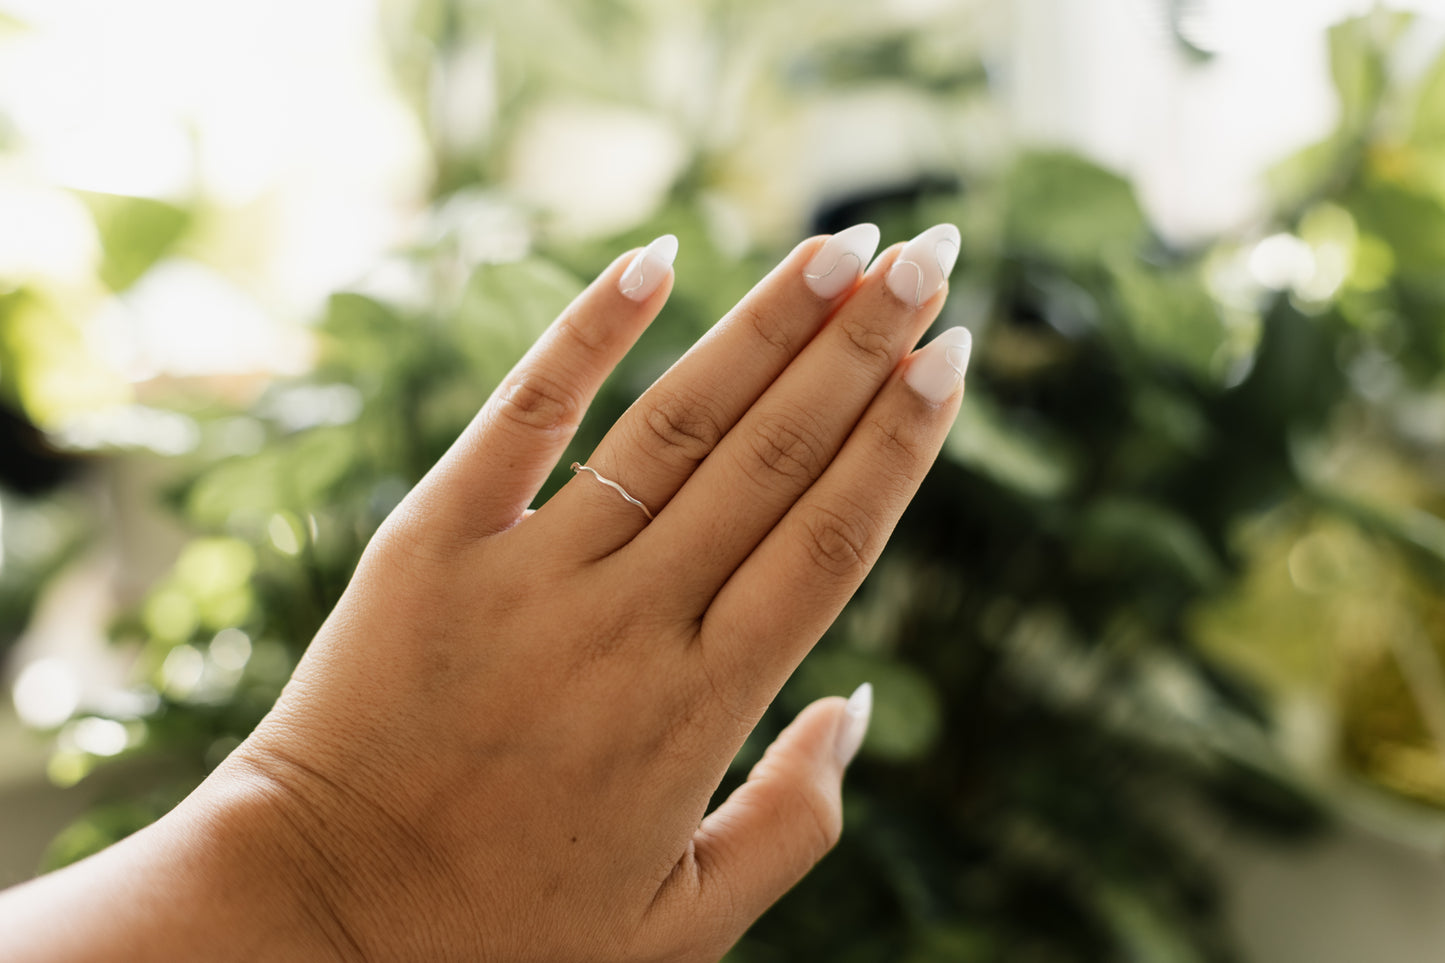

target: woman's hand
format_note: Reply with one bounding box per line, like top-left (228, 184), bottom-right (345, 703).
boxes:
top-left (1, 223), bottom-right (969, 962)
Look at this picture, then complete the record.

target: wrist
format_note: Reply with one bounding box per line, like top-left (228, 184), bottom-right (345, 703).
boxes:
top-left (173, 754), bottom-right (363, 963)
top-left (217, 719), bottom-right (441, 962)
top-left (0, 751), bottom-right (356, 963)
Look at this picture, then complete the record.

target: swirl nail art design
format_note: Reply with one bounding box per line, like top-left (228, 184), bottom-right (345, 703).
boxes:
top-left (619, 234), bottom-right (679, 302)
top-left (904, 326), bottom-right (972, 404)
top-left (944, 344), bottom-right (969, 378)
top-left (804, 251), bottom-right (863, 285)
top-left (621, 265), bottom-right (648, 296)
top-left (802, 224), bottom-right (881, 300)
top-left (886, 224), bottom-right (961, 307)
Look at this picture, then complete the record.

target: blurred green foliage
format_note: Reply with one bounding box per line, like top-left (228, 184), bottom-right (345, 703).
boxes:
top-left (79, 193), bottom-right (191, 293)
top-left (9, 3), bottom-right (1445, 960)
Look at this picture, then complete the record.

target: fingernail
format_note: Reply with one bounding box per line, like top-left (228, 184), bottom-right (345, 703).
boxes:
top-left (834, 682), bottom-right (873, 767)
top-left (905, 326), bottom-right (973, 404)
top-left (619, 234), bottom-right (679, 302)
top-left (803, 223), bottom-right (881, 300)
top-left (885, 223), bottom-right (961, 307)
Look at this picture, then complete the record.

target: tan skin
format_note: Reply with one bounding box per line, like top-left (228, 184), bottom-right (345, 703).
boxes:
top-left (0, 227), bottom-right (965, 962)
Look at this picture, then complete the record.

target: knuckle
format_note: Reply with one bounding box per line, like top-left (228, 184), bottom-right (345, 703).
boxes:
top-left (641, 390), bottom-right (727, 464)
top-left (799, 501), bottom-right (875, 579)
top-left (783, 777), bottom-right (842, 857)
top-left (490, 374), bottom-right (582, 436)
top-left (866, 415), bottom-right (926, 471)
top-left (555, 312), bottom-right (610, 357)
top-left (735, 301), bottom-right (794, 356)
top-left (837, 316), bottom-right (894, 364)
top-left (367, 506), bottom-right (452, 566)
top-left (745, 410), bottom-right (829, 487)
top-left (696, 637), bottom-right (766, 735)
top-left (639, 685), bottom-right (719, 770)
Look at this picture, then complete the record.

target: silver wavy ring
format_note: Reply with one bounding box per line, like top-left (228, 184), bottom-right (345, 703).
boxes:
top-left (570, 463), bottom-right (654, 520)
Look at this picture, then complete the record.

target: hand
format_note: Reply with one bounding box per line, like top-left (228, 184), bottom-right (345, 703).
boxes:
top-left (1, 223), bottom-right (970, 962)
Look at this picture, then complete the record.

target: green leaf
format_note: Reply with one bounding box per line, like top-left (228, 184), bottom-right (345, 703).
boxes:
top-left (944, 389), bottom-right (1079, 500)
top-left (1093, 884), bottom-right (1208, 963)
top-left (1410, 45), bottom-right (1445, 149)
top-left (0, 288), bottom-right (124, 421)
top-left (1312, 486), bottom-right (1445, 577)
top-left (185, 427), bottom-right (357, 526)
top-left (1265, 136), bottom-right (1352, 213)
top-left (1004, 151), bottom-right (1148, 265)
top-left (77, 192), bottom-right (191, 292)
top-left (799, 32), bottom-right (987, 93)
top-left (1107, 258), bottom-right (1230, 382)
top-left (1327, 15), bottom-right (1392, 136)
top-left (1346, 177), bottom-right (1445, 279)
top-left (320, 293), bottom-right (412, 379)
top-left (789, 650), bottom-right (942, 761)
top-left (901, 924), bottom-right (997, 962)
top-left (453, 257), bottom-right (584, 383)
top-left (1074, 497), bottom-right (1223, 589)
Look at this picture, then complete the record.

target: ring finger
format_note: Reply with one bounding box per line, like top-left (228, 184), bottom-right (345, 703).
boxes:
top-left (535, 223), bottom-right (883, 556)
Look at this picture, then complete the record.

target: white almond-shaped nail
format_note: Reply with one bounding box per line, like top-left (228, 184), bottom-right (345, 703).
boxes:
top-left (803, 223), bottom-right (881, 300)
top-left (886, 223), bottom-right (961, 307)
top-left (905, 326), bottom-right (973, 404)
top-left (834, 682), bottom-right (873, 767)
top-left (619, 234), bottom-right (679, 302)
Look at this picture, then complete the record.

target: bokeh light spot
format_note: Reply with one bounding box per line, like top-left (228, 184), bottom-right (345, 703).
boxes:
top-left (160, 644), bottom-right (205, 698)
top-left (209, 627), bottom-right (253, 671)
top-left (12, 658), bottom-right (80, 729)
top-left (268, 513), bottom-right (302, 556)
top-left (69, 716), bottom-right (129, 757)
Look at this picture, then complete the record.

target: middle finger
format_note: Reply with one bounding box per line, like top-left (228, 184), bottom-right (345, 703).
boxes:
top-left (629, 223), bottom-right (960, 610)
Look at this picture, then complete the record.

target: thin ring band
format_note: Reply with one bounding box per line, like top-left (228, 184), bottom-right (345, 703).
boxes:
top-left (570, 462), bottom-right (654, 520)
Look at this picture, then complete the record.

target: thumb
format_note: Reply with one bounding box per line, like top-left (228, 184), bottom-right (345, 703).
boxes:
top-left (688, 684), bottom-right (872, 944)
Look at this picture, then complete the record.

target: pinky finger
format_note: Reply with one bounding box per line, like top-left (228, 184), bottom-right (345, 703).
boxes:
top-left (701, 327), bottom-right (971, 708)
